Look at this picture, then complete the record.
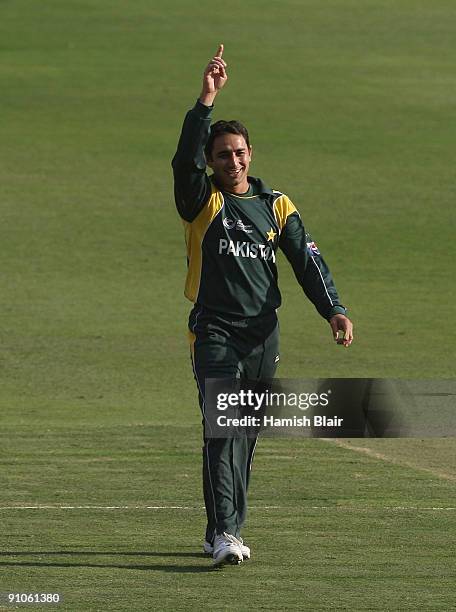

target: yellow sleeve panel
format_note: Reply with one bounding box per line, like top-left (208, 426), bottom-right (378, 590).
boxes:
top-left (183, 184), bottom-right (224, 303)
top-left (273, 193), bottom-right (298, 233)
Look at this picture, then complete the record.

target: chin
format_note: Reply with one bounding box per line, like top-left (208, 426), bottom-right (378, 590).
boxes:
top-left (229, 174), bottom-right (245, 186)
top-left (215, 172), bottom-right (246, 192)
top-left (221, 178), bottom-right (239, 190)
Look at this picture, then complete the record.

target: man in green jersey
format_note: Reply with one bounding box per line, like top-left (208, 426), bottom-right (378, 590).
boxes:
top-left (172, 44), bottom-right (353, 567)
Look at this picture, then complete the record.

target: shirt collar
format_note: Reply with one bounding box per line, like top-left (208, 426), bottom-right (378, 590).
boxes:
top-left (247, 176), bottom-right (274, 195)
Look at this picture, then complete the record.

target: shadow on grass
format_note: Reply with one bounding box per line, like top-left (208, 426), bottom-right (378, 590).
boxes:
top-left (0, 551), bottom-right (205, 557)
top-left (0, 551), bottom-right (219, 573)
top-left (0, 561), bottom-right (217, 573)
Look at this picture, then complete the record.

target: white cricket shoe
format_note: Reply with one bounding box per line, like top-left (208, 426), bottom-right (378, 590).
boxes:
top-left (205, 536), bottom-right (251, 561)
top-left (212, 532), bottom-right (244, 566)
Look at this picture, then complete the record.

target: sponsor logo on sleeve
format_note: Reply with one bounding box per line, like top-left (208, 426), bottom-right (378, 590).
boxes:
top-left (306, 241), bottom-right (320, 255)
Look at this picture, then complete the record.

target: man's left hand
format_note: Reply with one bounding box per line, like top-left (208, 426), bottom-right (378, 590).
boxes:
top-left (329, 314), bottom-right (353, 347)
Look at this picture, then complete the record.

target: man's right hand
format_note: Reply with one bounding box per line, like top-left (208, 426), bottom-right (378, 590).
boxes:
top-left (199, 44), bottom-right (227, 107)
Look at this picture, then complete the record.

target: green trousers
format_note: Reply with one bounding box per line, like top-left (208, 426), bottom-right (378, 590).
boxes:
top-left (189, 305), bottom-right (279, 543)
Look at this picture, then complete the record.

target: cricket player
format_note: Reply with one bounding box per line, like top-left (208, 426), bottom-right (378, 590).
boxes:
top-left (172, 45), bottom-right (353, 567)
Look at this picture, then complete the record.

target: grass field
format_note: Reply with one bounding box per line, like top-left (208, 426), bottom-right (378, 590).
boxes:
top-left (1, 1), bottom-right (455, 610)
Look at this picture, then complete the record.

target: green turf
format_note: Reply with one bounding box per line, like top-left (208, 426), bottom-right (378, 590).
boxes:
top-left (1, 428), bottom-right (456, 610)
top-left (1, 0), bottom-right (455, 609)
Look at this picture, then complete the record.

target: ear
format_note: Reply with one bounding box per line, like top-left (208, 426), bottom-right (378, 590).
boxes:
top-left (248, 145), bottom-right (253, 161)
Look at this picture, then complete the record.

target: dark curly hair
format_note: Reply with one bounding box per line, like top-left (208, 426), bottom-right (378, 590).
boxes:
top-left (205, 120), bottom-right (250, 160)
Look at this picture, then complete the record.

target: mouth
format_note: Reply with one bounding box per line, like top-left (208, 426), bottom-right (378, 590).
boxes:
top-left (226, 168), bottom-right (243, 178)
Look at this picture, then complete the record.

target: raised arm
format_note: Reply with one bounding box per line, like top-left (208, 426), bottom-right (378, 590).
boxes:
top-left (171, 45), bottom-right (228, 222)
top-left (199, 43), bottom-right (228, 106)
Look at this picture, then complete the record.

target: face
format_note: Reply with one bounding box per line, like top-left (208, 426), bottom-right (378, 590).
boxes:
top-left (207, 134), bottom-right (252, 193)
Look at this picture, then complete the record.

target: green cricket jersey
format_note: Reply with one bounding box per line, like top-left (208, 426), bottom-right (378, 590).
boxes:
top-left (172, 100), bottom-right (347, 320)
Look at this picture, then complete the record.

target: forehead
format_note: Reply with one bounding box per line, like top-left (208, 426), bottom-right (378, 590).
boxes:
top-left (212, 133), bottom-right (249, 154)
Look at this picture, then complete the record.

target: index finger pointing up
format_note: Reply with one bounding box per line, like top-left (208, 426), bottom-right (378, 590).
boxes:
top-left (215, 43), bottom-right (224, 58)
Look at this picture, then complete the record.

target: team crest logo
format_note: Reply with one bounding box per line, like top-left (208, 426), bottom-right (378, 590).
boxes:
top-left (223, 217), bottom-right (236, 229)
top-left (223, 217), bottom-right (253, 233)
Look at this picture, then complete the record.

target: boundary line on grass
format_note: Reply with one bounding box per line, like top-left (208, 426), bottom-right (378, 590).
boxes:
top-left (325, 439), bottom-right (456, 482)
top-left (0, 505), bottom-right (454, 511)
